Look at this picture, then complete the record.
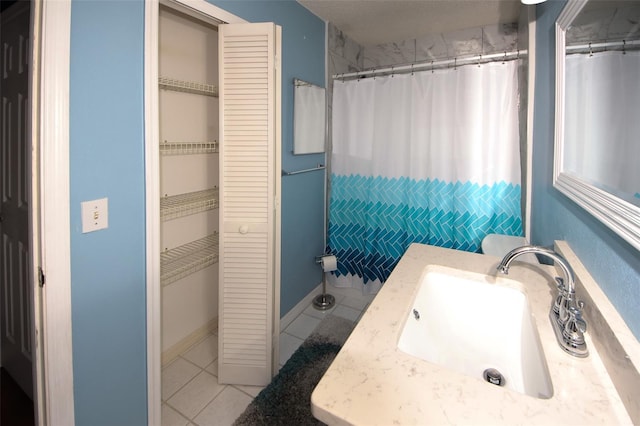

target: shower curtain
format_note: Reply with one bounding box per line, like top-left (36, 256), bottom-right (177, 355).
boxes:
top-left (328, 60), bottom-right (523, 292)
top-left (564, 50), bottom-right (640, 200)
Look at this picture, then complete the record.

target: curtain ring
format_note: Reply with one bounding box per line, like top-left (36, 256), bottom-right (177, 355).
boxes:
top-left (411, 64), bottom-right (414, 76)
top-left (623, 40), bottom-right (626, 55)
top-left (454, 58), bottom-right (457, 70)
top-left (589, 42), bottom-right (593, 57)
top-left (431, 60), bottom-right (434, 73)
top-left (477, 54), bottom-right (482, 68)
top-left (503, 52), bottom-right (507, 64)
top-left (391, 65), bottom-right (394, 77)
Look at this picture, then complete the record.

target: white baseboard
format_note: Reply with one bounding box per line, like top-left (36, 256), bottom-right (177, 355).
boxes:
top-left (279, 281), bottom-right (323, 332)
top-left (162, 317), bottom-right (218, 366)
top-left (161, 282), bottom-right (323, 365)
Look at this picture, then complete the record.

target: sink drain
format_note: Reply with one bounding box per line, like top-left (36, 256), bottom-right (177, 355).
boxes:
top-left (483, 368), bottom-right (505, 387)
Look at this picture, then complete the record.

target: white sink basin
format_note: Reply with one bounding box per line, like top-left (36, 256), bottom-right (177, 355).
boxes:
top-left (397, 265), bottom-right (553, 399)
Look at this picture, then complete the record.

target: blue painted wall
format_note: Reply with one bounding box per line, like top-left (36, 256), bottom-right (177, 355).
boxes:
top-left (532, 0), bottom-right (640, 339)
top-left (68, 0), bottom-right (325, 422)
top-left (210, 1), bottom-right (326, 316)
top-left (69, 0), bottom-right (147, 424)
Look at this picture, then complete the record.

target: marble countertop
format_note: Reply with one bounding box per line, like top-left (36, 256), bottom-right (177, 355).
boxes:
top-left (311, 243), bottom-right (632, 425)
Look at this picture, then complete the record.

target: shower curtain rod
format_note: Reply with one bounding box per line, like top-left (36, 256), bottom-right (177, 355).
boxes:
top-left (332, 49), bottom-right (527, 80)
top-left (566, 39), bottom-right (640, 54)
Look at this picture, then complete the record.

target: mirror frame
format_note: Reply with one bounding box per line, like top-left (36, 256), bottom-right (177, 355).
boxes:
top-left (554, 0), bottom-right (640, 251)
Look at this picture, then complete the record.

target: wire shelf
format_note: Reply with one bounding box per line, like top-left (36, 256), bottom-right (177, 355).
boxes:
top-left (159, 76), bottom-right (219, 97)
top-left (160, 140), bottom-right (218, 155)
top-left (161, 188), bottom-right (219, 221)
top-left (161, 233), bottom-right (219, 287)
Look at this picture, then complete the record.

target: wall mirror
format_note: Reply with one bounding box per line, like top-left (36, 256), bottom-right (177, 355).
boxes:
top-left (555, 0), bottom-right (640, 251)
top-left (293, 78), bottom-right (326, 154)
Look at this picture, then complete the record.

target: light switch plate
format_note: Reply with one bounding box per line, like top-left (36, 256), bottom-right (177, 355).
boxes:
top-left (81, 198), bottom-right (109, 233)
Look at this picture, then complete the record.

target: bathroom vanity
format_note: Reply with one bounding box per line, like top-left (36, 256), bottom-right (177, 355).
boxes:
top-left (311, 243), bottom-right (639, 425)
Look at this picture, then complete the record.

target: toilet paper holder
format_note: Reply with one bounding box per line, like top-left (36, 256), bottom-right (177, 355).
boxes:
top-left (314, 254), bottom-right (332, 264)
top-left (315, 254), bottom-right (337, 272)
top-left (313, 254), bottom-right (337, 310)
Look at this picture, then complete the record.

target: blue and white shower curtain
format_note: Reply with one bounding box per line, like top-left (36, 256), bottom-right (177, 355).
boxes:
top-left (328, 60), bottom-right (523, 292)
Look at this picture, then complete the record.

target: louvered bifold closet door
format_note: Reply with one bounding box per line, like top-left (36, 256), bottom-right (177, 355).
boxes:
top-left (218, 22), bottom-right (281, 386)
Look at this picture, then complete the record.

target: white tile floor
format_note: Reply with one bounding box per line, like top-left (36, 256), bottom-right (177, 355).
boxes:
top-left (161, 286), bottom-right (375, 426)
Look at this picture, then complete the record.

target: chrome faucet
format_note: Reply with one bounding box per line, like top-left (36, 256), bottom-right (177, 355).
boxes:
top-left (497, 245), bottom-right (588, 358)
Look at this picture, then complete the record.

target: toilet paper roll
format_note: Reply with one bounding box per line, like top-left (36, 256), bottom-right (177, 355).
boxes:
top-left (320, 255), bottom-right (338, 272)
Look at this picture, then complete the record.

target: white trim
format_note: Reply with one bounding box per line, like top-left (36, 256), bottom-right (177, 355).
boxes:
top-left (160, 0), bottom-right (244, 25)
top-left (161, 319), bottom-right (218, 366)
top-left (524, 6), bottom-right (536, 241)
top-left (38, 0), bottom-right (75, 424)
top-left (144, 1), bottom-right (161, 425)
top-left (553, 0), bottom-right (640, 252)
top-left (145, 0), bottom-right (245, 422)
top-left (553, 0), bottom-right (584, 184)
top-left (28, 0), bottom-right (45, 423)
top-left (554, 173), bottom-right (640, 251)
top-left (273, 24), bottom-right (282, 375)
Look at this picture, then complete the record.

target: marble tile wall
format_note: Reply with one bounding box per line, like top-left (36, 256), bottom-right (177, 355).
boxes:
top-left (328, 23), bottom-right (364, 76)
top-left (567, 3), bottom-right (640, 45)
top-left (363, 23), bottom-right (518, 69)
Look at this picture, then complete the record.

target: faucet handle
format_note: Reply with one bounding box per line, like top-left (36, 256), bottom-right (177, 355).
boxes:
top-left (552, 277), bottom-right (566, 319)
top-left (560, 305), bottom-right (589, 357)
top-left (568, 305), bottom-right (587, 334)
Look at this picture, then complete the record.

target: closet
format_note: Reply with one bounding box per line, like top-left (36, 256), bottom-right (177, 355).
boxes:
top-left (152, 0), bottom-right (281, 390)
top-left (159, 7), bottom-right (220, 362)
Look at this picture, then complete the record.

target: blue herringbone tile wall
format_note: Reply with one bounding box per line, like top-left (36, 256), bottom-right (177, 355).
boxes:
top-left (328, 174), bottom-right (523, 283)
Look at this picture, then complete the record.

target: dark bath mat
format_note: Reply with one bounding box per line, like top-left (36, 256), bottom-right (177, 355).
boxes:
top-left (233, 314), bottom-right (355, 426)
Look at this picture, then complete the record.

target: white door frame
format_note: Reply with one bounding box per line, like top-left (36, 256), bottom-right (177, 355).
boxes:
top-left (524, 6), bottom-right (536, 242)
top-left (36, 0), bottom-right (75, 425)
top-left (144, 1), bottom-right (245, 423)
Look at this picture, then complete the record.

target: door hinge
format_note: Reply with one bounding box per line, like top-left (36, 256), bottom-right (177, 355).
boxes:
top-left (38, 267), bottom-right (45, 287)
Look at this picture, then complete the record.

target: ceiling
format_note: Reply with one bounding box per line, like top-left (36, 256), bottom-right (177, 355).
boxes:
top-left (297, 0), bottom-right (523, 46)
